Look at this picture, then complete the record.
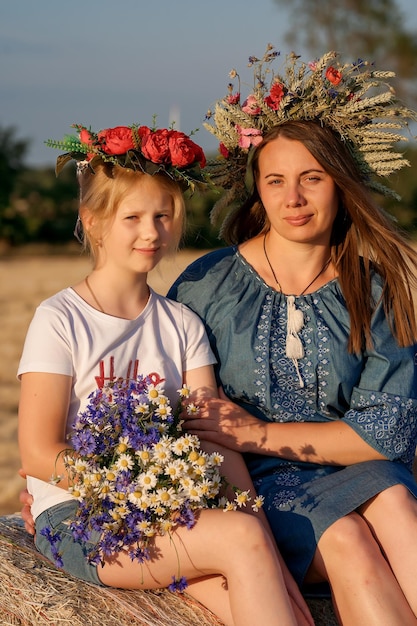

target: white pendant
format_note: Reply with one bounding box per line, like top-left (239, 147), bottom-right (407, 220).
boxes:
top-left (285, 295), bottom-right (305, 387)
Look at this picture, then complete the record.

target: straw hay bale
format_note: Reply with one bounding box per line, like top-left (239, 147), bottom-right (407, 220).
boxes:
top-left (0, 514), bottom-right (337, 625)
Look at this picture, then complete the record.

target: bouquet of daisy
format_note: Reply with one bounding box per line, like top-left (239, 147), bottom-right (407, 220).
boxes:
top-left (44, 375), bottom-right (261, 591)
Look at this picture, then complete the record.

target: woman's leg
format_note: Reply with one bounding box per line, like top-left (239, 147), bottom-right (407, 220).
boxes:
top-left (359, 484), bottom-right (417, 617)
top-left (98, 508), bottom-right (298, 626)
top-left (306, 512), bottom-right (417, 626)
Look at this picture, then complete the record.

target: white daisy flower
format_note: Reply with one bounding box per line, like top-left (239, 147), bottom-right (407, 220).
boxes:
top-left (252, 495), bottom-right (265, 512)
top-left (138, 471), bottom-right (158, 490)
top-left (235, 490), bottom-right (251, 507)
top-left (136, 447), bottom-right (152, 465)
top-left (115, 453), bottom-right (134, 472)
top-left (177, 384), bottom-right (191, 398)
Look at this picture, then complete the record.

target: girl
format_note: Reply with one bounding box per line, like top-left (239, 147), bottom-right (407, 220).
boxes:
top-left (17, 123), bottom-right (312, 626)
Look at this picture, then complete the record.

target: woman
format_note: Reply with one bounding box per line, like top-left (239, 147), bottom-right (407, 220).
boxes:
top-left (17, 122), bottom-right (312, 626)
top-left (168, 49), bottom-right (417, 625)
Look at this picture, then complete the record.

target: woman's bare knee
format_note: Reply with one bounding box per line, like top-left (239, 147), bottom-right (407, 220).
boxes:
top-left (312, 512), bottom-right (385, 580)
top-left (361, 484), bottom-right (417, 515)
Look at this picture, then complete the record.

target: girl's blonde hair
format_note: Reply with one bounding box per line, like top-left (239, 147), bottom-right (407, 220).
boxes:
top-left (223, 120), bottom-right (417, 352)
top-left (77, 162), bottom-right (185, 261)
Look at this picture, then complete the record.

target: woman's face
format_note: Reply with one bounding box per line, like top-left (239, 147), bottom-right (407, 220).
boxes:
top-left (256, 136), bottom-right (339, 246)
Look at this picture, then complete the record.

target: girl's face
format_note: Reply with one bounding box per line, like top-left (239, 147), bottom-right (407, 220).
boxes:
top-left (96, 176), bottom-right (175, 274)
top-left (256, 136), bottom-right (339, 246)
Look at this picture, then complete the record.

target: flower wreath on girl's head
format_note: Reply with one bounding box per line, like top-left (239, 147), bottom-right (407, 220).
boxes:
top-left (45, 119), bottom-right (208, 193)
top-left (203, 44), bottom-right (417, 230)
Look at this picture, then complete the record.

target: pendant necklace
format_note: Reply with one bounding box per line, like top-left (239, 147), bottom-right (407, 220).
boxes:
top-left (263, 233), bottom-right (331, 295)
top-left (85, 276), bottom-right (105, 313)
top-left (263, 233), bottom-right (331, 388)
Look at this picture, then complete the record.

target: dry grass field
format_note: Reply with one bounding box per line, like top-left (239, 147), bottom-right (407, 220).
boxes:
top-left (0, 247), bottom-right (206, 515)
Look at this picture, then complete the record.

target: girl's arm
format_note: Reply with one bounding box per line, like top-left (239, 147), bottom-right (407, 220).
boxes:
top-left (18, 372), bottom-right (73, 488)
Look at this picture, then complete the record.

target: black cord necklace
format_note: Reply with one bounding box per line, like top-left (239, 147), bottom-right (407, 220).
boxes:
top-left (263, 233), bottom-right (331, 295)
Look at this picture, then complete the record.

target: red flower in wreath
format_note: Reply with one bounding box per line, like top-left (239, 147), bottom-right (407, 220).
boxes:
top-left (265, 83), bottom-right (285, 110)
top-left (141, 128), bottom-right (171, 163)
top-left (98, 126), bottom-right (135, 155)
top-left (168, 131), bottom-right (206, 168)
top-left (325, 67), bottom-right (342, 86)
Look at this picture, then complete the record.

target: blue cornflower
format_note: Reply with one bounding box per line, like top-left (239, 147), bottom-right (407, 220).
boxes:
top-left (168, 575), bottom-right (188, 593)
top-left (69, 521), bottom-right (91, 543)
top-left (40, 526), bottom-right (64, 568)
top-left (177, 505), bottom-right (196, 530)
top-left (128, 545), bottom-right (150, 563)
top-left (71, 429), bottom-right (96, 455)
top-left (353, 58), bottom-right (365, 70)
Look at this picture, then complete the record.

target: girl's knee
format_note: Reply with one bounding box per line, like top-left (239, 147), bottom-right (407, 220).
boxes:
top-left (230, 513), bottom-right (271, 550)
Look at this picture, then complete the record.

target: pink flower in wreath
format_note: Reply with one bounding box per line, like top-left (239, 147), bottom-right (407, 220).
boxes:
top-left (241, 95), bottom-right (261, 116)
top-left (98, 126), bottom-right (135, 155)
top-left (236, 125), bottom-right (263, 149)
top-left (226, 92), bottom-right (241, 105)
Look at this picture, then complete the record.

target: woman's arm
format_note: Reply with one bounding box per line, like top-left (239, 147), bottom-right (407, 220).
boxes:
top-left (183, 390), bottom-right (387, 466)
top-left (18, 372), bottom-right (73, 488)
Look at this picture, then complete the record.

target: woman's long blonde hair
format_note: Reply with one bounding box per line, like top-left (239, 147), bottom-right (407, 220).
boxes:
top-left (222, 120), bottom-right (417, 352)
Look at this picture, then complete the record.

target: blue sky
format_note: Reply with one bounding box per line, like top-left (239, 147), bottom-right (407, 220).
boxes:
top-left (1, 0), bottom-right (417, 166)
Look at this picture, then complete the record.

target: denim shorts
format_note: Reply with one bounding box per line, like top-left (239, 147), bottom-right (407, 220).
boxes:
top-left (35, 500), bottom-right (106, 586)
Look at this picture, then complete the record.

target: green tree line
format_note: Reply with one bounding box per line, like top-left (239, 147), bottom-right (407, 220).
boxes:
top-left (0, 124), bottom-right (416, 251)
top-left (0, 126), bottom-right (221, 250)
top-left (2, 1), bottom-right (417, 250)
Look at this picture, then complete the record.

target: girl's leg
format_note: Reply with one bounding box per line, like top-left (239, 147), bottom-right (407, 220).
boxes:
top-left (199, 441), bottom-right (314, 626)
top-left (186, 575), bottom-right (235, 626)
top-left (359, 484), bottom-right (417, 617)
top-left (98, 508), bottom-right (298, 626)
top-left (307, 512), bottom-right (417, 626)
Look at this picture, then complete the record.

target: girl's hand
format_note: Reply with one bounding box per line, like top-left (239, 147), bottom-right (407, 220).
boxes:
top-left (279, 557), bottom-right (315, 626)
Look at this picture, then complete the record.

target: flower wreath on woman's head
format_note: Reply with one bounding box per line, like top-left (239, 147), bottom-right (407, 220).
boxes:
top-left (203, 44), bottom-right (417, 229)
top-left (45, 120), bottom-right (207, 193)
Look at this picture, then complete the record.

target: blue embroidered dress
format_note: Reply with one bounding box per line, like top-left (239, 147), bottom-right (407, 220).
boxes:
top-left (168, 247), bottom-right (417, 585)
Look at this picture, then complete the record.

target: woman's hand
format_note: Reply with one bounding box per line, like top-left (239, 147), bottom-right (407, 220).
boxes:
top-left (182, 388), bottom-right (267, 452)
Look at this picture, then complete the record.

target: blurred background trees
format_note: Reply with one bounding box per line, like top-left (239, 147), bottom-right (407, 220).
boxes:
top-left (0, 127), bottom-right (221, 251)
top-left (273, 0), bottom-right (417, 105)
top-left (271, 0), bottom-right (417, 234)
top-left (1, 0), bottom-right (416, 250)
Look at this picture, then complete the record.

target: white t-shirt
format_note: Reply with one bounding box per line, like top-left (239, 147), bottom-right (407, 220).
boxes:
top-left (18, 287), bottom-right (216, 519)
